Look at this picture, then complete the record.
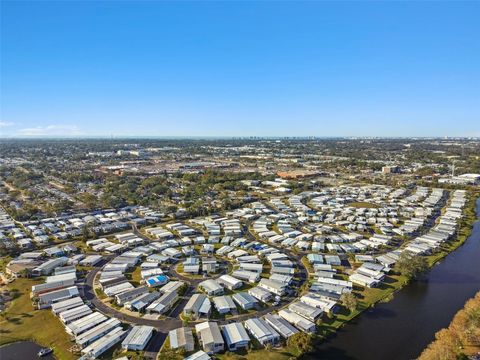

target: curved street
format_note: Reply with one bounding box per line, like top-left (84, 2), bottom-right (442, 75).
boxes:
top-left (80, 225), bottom-right (310, 359)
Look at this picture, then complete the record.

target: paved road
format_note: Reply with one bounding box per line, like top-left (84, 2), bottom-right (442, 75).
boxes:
top-left (80, 220), bottom-right (310, 358)
top-left (82, 263), bottom-right (182, 359)
top-left (81, 191), bottom-right (448, 358)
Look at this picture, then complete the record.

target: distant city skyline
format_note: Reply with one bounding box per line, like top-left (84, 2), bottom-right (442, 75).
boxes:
top-left (1, 1), bottom-right (479, 138)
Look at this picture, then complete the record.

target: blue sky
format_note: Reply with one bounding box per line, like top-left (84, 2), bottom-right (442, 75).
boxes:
top-left (1, 1), bottom-right (479, 137)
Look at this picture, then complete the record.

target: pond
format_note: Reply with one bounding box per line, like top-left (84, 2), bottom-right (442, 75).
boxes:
top-left (0, 341), bottom-right (56, 360)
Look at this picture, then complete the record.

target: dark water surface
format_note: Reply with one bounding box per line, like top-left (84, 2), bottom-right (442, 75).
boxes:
top-left (0, 341), bottom-right (56, 360)
top-left (315, 197), bottom-right (480, 360)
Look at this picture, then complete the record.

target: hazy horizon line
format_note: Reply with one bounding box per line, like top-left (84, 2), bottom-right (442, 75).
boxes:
top-left (0, 135), bottom-right (478, 141)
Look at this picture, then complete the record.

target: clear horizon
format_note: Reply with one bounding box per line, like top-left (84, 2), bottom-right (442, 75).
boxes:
top-left (1, 1), bottom-right (479, 138)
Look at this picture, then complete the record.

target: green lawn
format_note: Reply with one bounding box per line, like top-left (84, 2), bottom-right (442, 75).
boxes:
top-left (347, 201), bottom-right (379, 208)
top-left (0, 278), bottom-right (77, 360)
top-left (129, 266), bottom-right (142, 286)
top-left (216, 348), bottom-right (298, 360)
top-left (300, 256), bottom-right (314, 275)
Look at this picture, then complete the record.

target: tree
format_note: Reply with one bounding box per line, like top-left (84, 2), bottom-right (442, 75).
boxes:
top-left (419, 291), bottom-right (480, 360)
top-left (82, 224), bottom-right (93, 241)
top-left (78, 192), bottom-right (98, 210)
top-left (340, 292), bottom-right (358, 313)
top-left (396, 252), bottom-right (429, 281)
top-left (287, 332), bottom-right (314, 355)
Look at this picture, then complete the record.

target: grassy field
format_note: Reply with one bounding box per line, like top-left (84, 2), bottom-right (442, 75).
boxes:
top-left (129, 266), bottom-right (142, 286)
top-left (215, 347), bottom-right (299, 360)
top-left (0, 278), bottom-right (77, 360)
top-left (0, 256), bottom-right (12, 273)
top-left (347, 202), bottom-right (379, 209)
top-left (300, 256), bottom-right (314, 275)
top-left (3, 191), bottom-right (477, 360)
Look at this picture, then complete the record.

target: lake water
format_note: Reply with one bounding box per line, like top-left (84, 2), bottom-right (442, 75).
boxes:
top-left (0, 341), bottom-right (56, 360)
top-left (314, 197), bottom-right (480, 360)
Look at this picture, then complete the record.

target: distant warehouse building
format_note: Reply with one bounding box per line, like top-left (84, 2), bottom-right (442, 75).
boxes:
top-left (439, 173), bottom-right (480, 185)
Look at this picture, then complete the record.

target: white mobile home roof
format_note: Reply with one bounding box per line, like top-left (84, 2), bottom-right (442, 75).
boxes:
top-left (146, 290), bottom-right (178, 314)
top-left (300, 293), bottom-right (337, 313)
top-left (264, 313), bottom-right (299, 338)
top-left (231, 270), bottom-right (260, 283)
top-left (38, 286), bottom-right (79, 308)
top-left (169, 327), bottom-right (195, 351)
top-left (103, 282), bottom-right (134, 296)
top-left (199, 279), bottom-right (223, 295)
top-left (195, 321), bottom-right (224, 348)
top-left (51, 296), bottom-right (84, 315)
top-left (66, 311), bottom-right (108, 335)
top-left (232, 292), bottom-right (258, 309)
top-left (184, 350), bottom-right (211, 360)
top-left (32, 278), bottom-right (76, 295)
top-left (184, 293), bottom-right (210, 314)
top-left (221, 322), bottom-right (250, 348)
top-left (81, 326), bottom-right (127, 358)
top-left (278, 309), bottom-right (315, 333)
top-left (244, 318), bottom-right (279, 344)
top-left (212, 295), bottom-right (236, 313)
top-left (258, 278), bottom-right (286, 295)
top-left (75, 318), bottom-right (121, 348)
top-left (159, 280), bottom-right (184, 294)
top-left (248, 286), bottom-right (273, 303)
top-left (121, 325), bottom-right (154, 350)
top-left (288, 301), bottom-right (323, 321)
top-left (218, 275), bottom-right (242, 289)
top-left (59, 304), bottom-right (92, 324)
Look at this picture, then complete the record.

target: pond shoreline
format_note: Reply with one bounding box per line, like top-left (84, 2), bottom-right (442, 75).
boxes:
top-left (0, 340), bottom-right (56, 360)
